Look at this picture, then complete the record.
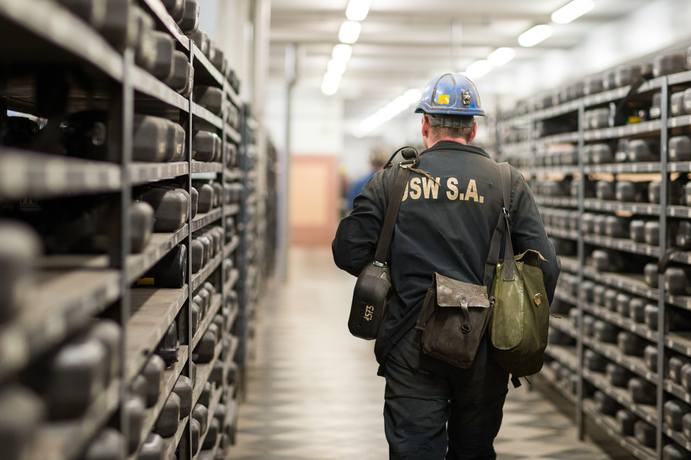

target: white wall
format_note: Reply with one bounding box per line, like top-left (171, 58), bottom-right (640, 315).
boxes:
top-left (265, 0), bottom-right (691, 180)
top-left (265, 89), bottom-right (498, 181)
top-left (338, 115), bottom-right (422, 180)
top-left (197, 0), bottom-right (218, 40)
top-left (264, 77), bottom-right (287, 153)
top-left (266, 77), bottom-right (344, 156)
top-left (290, 87), bottom-right (344, 155)
top-left (199, 0), bottom-right (256, 105)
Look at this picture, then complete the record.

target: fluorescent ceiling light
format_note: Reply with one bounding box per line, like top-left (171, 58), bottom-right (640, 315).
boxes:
top-left (487, 47), bottom-right (516, 67)
top-left (518, 24), bottom-right (553, 47)
top-left (388, 95), bottom-right (411, 113)
top-left (346, 0), bottom-right (371, 21)
top-left (551, 0), bottom-right (595, 24)
top-left (321, 73), bottom-right (341, 96)
top-left (331, 44), bottom-right (353, 62)
top-left (404, 88), bottom-right (422, 104)
top-left (464, 60), bottom-right (492, 79)
top-left (321, 81), bottom-right (339, 96)
top-left (354, 88), bottom-right (421, 137)
top-left (339, 21), bottom-right (361, 44)
top-left (327, 59), bottom-right (347, 75)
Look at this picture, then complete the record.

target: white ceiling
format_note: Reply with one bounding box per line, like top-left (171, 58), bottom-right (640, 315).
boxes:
top-left (268, 0), bottom-right (651, 124)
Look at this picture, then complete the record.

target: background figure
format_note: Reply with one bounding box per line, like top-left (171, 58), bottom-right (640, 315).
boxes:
top-left (346, 148), bottom-right (387, 212)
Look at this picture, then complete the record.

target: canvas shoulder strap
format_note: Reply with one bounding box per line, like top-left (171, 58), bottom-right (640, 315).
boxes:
top-left (483, 162), bottom-right (516, 288)
top-left (488, 162), bottom-right (525, 389)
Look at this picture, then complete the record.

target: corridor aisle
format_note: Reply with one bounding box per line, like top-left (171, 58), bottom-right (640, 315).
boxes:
top-left (226, 247), bottom-right (611, 460)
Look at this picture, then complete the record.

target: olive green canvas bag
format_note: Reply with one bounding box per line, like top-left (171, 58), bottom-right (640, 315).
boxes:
top-left (484, 163), bottom-right (551, 382)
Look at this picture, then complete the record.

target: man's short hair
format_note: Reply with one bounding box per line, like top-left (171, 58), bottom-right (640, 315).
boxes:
top-left (426, 114), bottom-right (475, 140)
top-left (426, 114), bottom-right (475, 129)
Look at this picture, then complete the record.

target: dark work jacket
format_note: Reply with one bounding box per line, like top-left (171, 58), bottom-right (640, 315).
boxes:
top-left (332, 141), bottom-right (560, 375)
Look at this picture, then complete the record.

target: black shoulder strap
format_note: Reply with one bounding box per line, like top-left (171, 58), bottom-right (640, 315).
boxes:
top-left (483, 162), bottom-right (515, 288)
top-left (374, 165), bottom-right (411, 264)
top-left (498, 163), bottom-right (516, 281)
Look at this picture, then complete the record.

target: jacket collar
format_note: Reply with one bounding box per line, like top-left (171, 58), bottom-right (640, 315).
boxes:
top-left (422, 140), bottom-right (491, 159)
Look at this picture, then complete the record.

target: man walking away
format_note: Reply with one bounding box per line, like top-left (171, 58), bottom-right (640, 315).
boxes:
top-left (332, 73), bottom-right (560, 460)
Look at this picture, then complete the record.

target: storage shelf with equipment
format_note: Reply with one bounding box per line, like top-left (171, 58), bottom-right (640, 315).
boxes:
top-left (497, 47), bottom-right (691, 459)
top-left (0, 1), bottom-right (273, 459)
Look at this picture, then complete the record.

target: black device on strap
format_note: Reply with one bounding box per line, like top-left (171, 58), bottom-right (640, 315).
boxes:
top-left (383, 145), bottom-right (420, 169)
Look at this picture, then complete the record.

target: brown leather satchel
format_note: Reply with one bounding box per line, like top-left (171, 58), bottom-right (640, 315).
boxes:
top-left (415, 273), bottom-right (494, 368)
top-left (414, 162), bottom-right (507, 369)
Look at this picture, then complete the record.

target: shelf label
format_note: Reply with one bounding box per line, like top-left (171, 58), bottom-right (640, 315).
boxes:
top-left (1, 156), bottom-right (29, 197)
top-left (44, 158), bottom-right (68, 193)
top-left (0, 329), bottom-right (28, 369)
top-left (44, 314), bottom-right (67, 343)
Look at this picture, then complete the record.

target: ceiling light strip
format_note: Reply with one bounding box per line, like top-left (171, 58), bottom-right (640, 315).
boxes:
top-left (332, 44), bottom-right (353, 62)
top-left (551, 0), bottom-right (595, 24)
top-left (354, 89), bottom-right (422, 137)
top-left (464, 59), bottom-right (492, 79)
top-left (346, 0), bottom-right (372, 21)
top-left (322, 1), bottom-right (369, 95)
top-left (487, 47), bottom-right (516, 67)
top-left (322, 73), bottom-right (341, 96)
top-left (339, 21), bottom-right (361, 44)
top-left (518, 24), bottom-right (553, 47)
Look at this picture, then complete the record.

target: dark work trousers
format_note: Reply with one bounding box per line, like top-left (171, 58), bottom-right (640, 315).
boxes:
top-left (383, 328), bottom-right (509, 460)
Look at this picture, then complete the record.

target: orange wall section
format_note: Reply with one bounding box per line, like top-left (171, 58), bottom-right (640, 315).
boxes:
top-left (289, 155), bottom-right (340, 246)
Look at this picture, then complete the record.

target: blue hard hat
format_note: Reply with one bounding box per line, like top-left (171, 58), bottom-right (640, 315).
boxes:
top-left (414, 73), bottom-right (485, 117)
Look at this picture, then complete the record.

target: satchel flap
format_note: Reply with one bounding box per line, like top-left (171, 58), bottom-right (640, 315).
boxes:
top-left (434, 272), bottom-right (490, 308)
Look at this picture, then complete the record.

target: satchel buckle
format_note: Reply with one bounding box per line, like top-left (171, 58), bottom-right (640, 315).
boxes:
top-left (460, 298), bottom-right (471, 334)
top-left (502, 207), bottom-right (510, 218)
top-left (372, 260), bottom-right (387, 268)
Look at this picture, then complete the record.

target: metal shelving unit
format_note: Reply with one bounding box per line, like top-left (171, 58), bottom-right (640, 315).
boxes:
top-left (0, 1), bottom-right (274, 459)
top-left (498, 57), bottom-right (691, 459)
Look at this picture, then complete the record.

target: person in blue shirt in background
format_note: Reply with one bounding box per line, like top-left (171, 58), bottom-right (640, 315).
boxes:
top-left (346, 148), bottom-right (387, 213)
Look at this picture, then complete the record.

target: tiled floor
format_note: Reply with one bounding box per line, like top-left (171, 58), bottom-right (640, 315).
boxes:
top-left (226, 247), bottom-right (611, 460)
